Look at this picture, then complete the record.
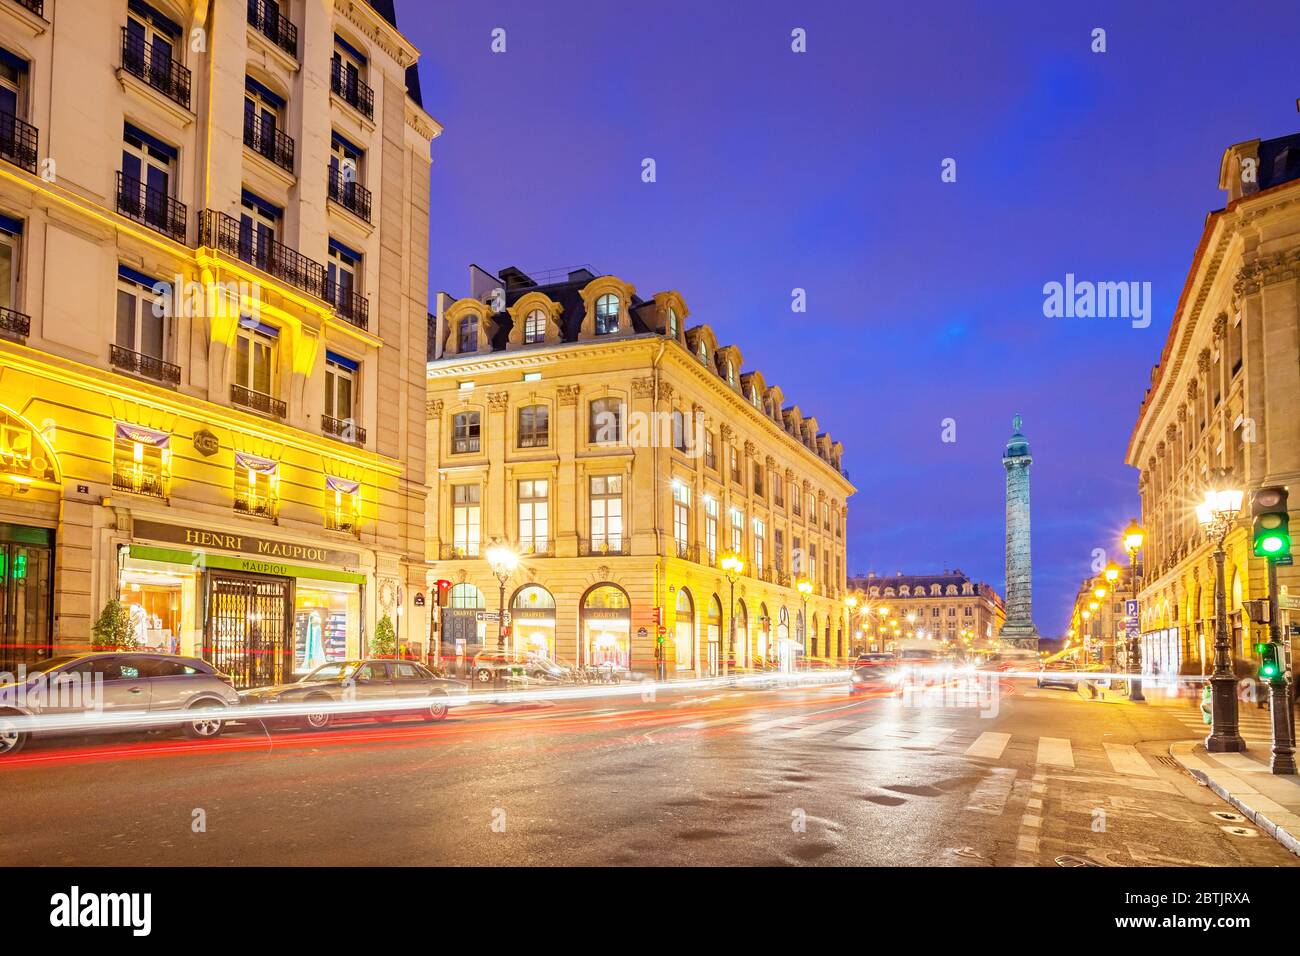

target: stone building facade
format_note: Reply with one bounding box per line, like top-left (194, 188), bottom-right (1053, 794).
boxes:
top-left (846, 570), bottom-right (1005, 655)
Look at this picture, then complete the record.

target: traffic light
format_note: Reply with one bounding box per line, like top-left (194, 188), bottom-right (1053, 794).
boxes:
top-left (435, 579), bottom-right (452, 607)
top-left (1255, 641), bottom-right (1281, 680)
top-left (1251, 486), bottom-right (1291, 558)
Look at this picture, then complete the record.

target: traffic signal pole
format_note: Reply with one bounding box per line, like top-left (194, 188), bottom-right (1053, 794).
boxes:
top-left (1266, 557), bottom-right (1297, 774)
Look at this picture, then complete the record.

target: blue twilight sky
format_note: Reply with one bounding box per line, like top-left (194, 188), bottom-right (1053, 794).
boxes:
top-left (396, 0), bottom-right (1299, 634)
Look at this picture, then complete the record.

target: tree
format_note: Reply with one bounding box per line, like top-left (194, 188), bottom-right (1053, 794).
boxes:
top-left (91, 599), bottom-right (137, 651)
top-left (371, 614), bottom-right (396, 658)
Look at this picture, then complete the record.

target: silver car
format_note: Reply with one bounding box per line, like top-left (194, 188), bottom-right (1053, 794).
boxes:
top-left (0, 652), bottom-right (241, 756)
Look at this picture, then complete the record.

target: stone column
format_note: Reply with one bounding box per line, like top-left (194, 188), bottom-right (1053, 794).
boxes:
top-left (1001, 415), bottom-right (1038, 650)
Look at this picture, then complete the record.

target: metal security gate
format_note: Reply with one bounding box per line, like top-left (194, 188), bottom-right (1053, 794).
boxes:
top-left (0, 526), bottom-right (54, 674)
top-left (205, 571), bottom-right (294, 688)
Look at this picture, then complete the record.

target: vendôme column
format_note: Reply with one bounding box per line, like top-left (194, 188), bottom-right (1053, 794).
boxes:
top-left (1001, 414), bottom-right (1040, 653)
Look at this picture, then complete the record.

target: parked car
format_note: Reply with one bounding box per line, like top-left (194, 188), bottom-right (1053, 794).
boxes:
top-left (238, 659), bottom-right (469, 730)
top-left (1037, 659), bottom-right (1082, 691)
top-left (0, 652), bottom-right (240, 756)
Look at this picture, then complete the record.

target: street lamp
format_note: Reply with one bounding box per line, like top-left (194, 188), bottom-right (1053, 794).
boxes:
top-left (1196, 472), bottom-right (1246, 753)
top-left (796, 579), bottom-right (813, 660)
top-left (485, 541), bottom-right (519, 654)
top-left (844, 595), bottom-right (859, 656)
top-left (721, 553), bottom-right (744, 677)
top-left (1121, 520), bottom-right (1146, 700)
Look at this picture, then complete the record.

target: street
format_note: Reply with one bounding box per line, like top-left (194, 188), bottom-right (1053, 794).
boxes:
top-left (1, 676), bottom-right (1291, 867)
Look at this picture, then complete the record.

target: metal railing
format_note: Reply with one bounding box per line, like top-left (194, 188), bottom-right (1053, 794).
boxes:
top-left (0, 306), bottom-right (30, 339)
top-left (243, 111), bottom-right (294, 173)
top-left (234, 493), bottom-right (276, 519)
top-left (324, 512), bottom-right (359, 536)
top-left (518, 539), bottom-right (554, 557)
top-left (116, 172), bottom-right (187, 242)
top-left (200, 210), bottom-right (327, 300)
top-left (112, 469), bottom-right (166, 499)
top-left (0, 111), bottom-right (37, 174)
top-left (579, 538), bottom-right (629, 557)
top-left (11, 0), bottom-right (44, 17)
top-left (120, 29), bottom-right (191, 110)
top-left (246, 0), bottom-right (297, 58)
top-left (674, 542), bottom-right (700, 563)
top-left (325, 278), bottom-right (369, 330)
top-left (110, 344), bottom-right (182, 385)
top-left (440, 543), bottom-right (481, 560)
top-left (322, 414), bottom-right (366, 445)
top-left (330, 58), bottom-right (373, 119)
top-left (231, 383), bottom-right (286, 419)
top-left (326, 164), bottom-right (372, 222)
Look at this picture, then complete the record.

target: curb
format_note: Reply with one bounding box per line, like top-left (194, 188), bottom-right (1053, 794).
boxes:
top-left (1169, 741), bottom-right (1300, 857)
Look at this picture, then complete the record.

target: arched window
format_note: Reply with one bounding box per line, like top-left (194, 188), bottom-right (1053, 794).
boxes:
top-left (524, 309), bottom-right (546, 344)
top-left (449, 583), bottom-right (484, 609)
top-left (595, 294), bottom-right (620, 334)
top-left (511, 584), bottom-right (556, 658)
top-left (706, 595), bottom-right (722, 674)
top-left (582, 583), bottom-right (631, 670)
top-left (457, 316), bottom-right (478, 353)
top-left (697, 341), bottom-right (707, 364)
top-left (667, 307), bottom-right (678, 339)
top-left (674, 587), bottom-right (694, 671)
top-left (726, 360), bottom-right (735, 387)
top-left (810, 613), bottom-right (819, 657)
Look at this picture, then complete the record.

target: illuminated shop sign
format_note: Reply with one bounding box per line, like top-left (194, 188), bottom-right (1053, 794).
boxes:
top-left (133, 519), bottom-right (359, 568)
top-left (0, 412), bottom-right (56, 483)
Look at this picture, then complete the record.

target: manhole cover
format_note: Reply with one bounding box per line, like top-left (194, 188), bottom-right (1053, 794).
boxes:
top-left (1211, 810), bottom-right (1247, 823)
top-left (1220, 825), bottom-right (1258, 837)
top-left (1055, 855), bottom-right (1100, 867)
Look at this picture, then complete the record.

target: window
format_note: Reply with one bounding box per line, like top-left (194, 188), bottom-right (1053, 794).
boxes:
top-left (524, 308), bottom-right (546, 344)
top-left (793, 487), bottom-right (801, 516)
top-left (239, 192), bottom-right (281, 268)
top-left (673, 481), bottom-right (690, 554)
top-left (773, 472), bottom-right (784, 507)
top-left (0, 48), bottom-right (25, 120)
top-left (752, 461), bottom-right (764, 497)
top-left (753, 518), bottom-right (765, 571)
top-left (809, 544), bottom-right (817, 582)
top-left (729, 445), bottom-right (740, 483)
top-left (452, 484), bottom-right (481, 556)
top-left (1229, 315), bottom-right (1243, 378)
top-left (704, 497), bottom-right (718, 564)
top-left (330, 132), bottom-right (363, 188)
top-left (749, 387), bottom-right (761, 409)
top-left (324, 352), bottom-right (357, 426)
top-left (667, 307), bottom-right (678, 339)
top-left (963, 606), bottom-right (973, 617)
top-left (793, 536), bottom-right (803, 574)
top-left (697, 341), bottom-right (707, 363)
top-left (774, 528), bottom-right (784, 572)
top-left (822, 502), bottom-right (830, 530)
top-left (726, 360), bottom-right (735, 387)
top-left (452, 411), bottom-right (481, 454)
top-left (235, 322), bottom-right (276, 396)
top-left (590, 475), bottom-right (623, 550)
top-left (112, 423), bottom-right (170, 498)
top-left (807, 492), bottom-right (816, 520)
top-left (327, 239), bottom-right (362, 314)
top-left (671, 410), bottom-right (688, 452)
top-left (331, 36), bottom-right (369, 114)
top-left (948, 607), bottom-right (956, 617)
top-left (594, 293), bottom-right (620, 335)
top-left (0, 218), bottom-right (18, 312)
top-left (116, 269), bottom-right (166, 360)
top-left (518, 479), bottom-right (549, 553)
top-left (234, 452), bottom-right (278, 519)
top-left (729, 507), bottom-right (743, 554)
top-left (517, 404), bottom-right (549, 448)
top-left (244, 76), bottom-right (285, 163)
top-left (126, 3), bottom-right (178, 80)
top-left (121, 123), bottom-right (176, 225)
top-left (457, 316), bottom-right (478, 353)
top-left (704, 430), bottom-right (716, 470)
top-left (589, 397), bottom-right (623, 444)
top-left (326, 477), bottom-right (361, 535)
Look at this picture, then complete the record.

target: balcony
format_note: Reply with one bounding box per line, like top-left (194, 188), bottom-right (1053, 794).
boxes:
top-left (116, 172), bottom-right (187, 243)
top-left (234, 493), bottom-right (276, 520)
top-left (246, 0), bottom-right (297, 58)
top-left (0, 306), bottom-right (30, 340)
top-left (200, 210), bottom-right (326, 300)
top-left (11, 0), bottom-right (43, 17)
top-left (579, 538), bottom-right (629, 557)
top-left (324, 512), bottom-right (359, 537)
top-left (243, 111), bottom-right (294, 174)
top-left (110, 345), bottom-right (182, 386)
top-left (330, 59), bottom-right (373, 120)
top-left (439, 543), bottom-right (480, 561)
top-left (112, 469), bottom-right (166, 499)
top-left (0, 112), bottom-right (37, 174)
top-left (674, 542), bottom-right (700, 563)
top-left (325, 278), bottom-right (369, 330)
top-left (322, 414), bottom-right (366, 446)
top-left (120, 28), bottom-right (191, 110)
top-left (518, 540), bottom-right (554, 557)
top-left (327, 165), bottom-right (371, 222)
top-left (231, 383), bottom-right (286, 420)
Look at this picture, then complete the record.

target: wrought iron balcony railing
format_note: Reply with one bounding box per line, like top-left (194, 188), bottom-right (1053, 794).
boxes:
top-left (0, 110), bottom-right (36, 174)
top-left (112, 469), bottom-right (166, 499)
top-left (322, 414), bottom-right (366, 445)
top-left (200, 210), bottom-right (327, 300)
top-left (0, 306), bottom-right (30, 339)
top-left (325, 278), bottom-right (368, 330)
top-left (243, 111), bottom-right (294, 173)
top-left (518, 539), bottom-right (553, 557)
top-left (330, 59), bottom-right (373, 120)
top-left (110, 344), bottom-right (182, 386)
top-left (326, 164), bottom-right (371, 222)
top-left (116, 172), bottom-right (187, 243)
top-left (231, 383), bottom-right (286, 419)
top-left (120, 28), bottom-right (191, 110)
top-left (674, 542), bottom-right (700, 563)
top-left (246, 0), bottom-right (297, 58)
top-left (440, 543), bottom-right (481, 560)
top-left (11, 0), bottom-right (44, 18)
top-left (234, 493), bottom-right (276, 519)
top-left (324, 512), bottom-right (359, 536)
top-left (579, 537), bottom-right (629, 557)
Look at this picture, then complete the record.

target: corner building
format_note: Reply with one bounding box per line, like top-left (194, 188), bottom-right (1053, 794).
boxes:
top-left (0, 0), bottom-right (439, 685)
top-left (427, 265), bottom-right (855, 677)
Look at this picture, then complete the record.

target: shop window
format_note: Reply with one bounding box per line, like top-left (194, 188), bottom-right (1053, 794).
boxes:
top-left (294, 579), bottom-right (358, 673)
top-left (517, 479), bottom-right (549, 553)
top-left (512, 584), bottom-right (556, 660)
top-left (325, 476), bottom-right (360, 536)
top-left (517, 404), bottom-right (549, 448)
top-left (673, 587), bottom-right (694, 671)
top-left (589, 475), bottom-right (622, 550)
top-left (452, 410), bottom-right (481, 454)
top-left (452, 484), bottom-right (480, 557)
top-left (582, 584), bottom-right (630, 671)
top-left (589, 397), bottom-right (623, 444)
top-left (111, 423), bottom-right (170, 498)
top-left (234, 452), bottom-right (278, 519)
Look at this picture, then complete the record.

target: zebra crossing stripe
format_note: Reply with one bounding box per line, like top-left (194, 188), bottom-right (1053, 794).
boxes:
top-left (964, 731), bottom-right (1011, 759)
top-left (734, 715), bottom-right (809, 734)
top-left (1036, 736), bottom-right (1074, 768)
top-left (775, 717), bottom-right (857, 739)
top-left (903, 727), bottom-right (956, 749)
top-left (966, 767), bottom-right (1016, 814)
top-left (681, 715), bottom-right (751, 730)
top-left (835, 723), bottom-right (899, 746)
top-left (1102, 742), bottom-right (1157, 777)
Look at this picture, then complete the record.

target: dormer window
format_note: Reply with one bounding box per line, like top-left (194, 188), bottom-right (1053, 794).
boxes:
top-left (749, 388), bottom-right (760, 409)
top-left (595, 294), bottom-right (619, 335)
top-left (726, 360), bottom-right (735, 387)
top-left (697, 342), bottom-right (707, 363)
top-left (667, 308), bottom-right (678, 339)
top-left (524, 308), bottom-right (546, 344)
top-left (457, 316), bottom-right (478, 353)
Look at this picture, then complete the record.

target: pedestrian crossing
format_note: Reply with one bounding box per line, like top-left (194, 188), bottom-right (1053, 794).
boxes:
top-left (1163, 706), bottom-right (1275, 742)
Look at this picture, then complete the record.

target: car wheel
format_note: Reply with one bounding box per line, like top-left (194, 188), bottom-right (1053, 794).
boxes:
top-left (0, 710), bottom-right (27, 757)
top-left (475, 668), bottom-right (494, 684)
top-left (1036, 680), bottom-right (1043, 688)
top-left (182, 700), bottom-right (227, 740)
top-left (302, 695), bottom-right (333, 731)
top-left (424, 693), bottom-right (449, 722)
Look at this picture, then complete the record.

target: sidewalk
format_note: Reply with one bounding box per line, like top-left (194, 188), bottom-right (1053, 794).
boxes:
top-left (1171, 739), bottom-right (1300, 857)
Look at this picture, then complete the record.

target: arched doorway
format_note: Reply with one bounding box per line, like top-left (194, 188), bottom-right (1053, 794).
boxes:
top-left (511, 584), bottom-right (556, 659)
top-left (706, 594), bottom-right (722, 675)
top-left (674, 587), bottom-right (695, 673)
top-left (810, 613), bottom-right (819, 658)
top-left (778, 606), bottom-right (793, 671)
top-left (758, 602), bottom-right (770, 662)
top-left (581, 583), bottom-right (631, 670)
top-left (735, 598), bottom-right (749, 668)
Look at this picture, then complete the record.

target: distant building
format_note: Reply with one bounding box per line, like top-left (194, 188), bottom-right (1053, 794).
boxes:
top-left (846, 570), bottom-right (1005, 654)
top-left (1067, 566), bottom-right (1139, 668)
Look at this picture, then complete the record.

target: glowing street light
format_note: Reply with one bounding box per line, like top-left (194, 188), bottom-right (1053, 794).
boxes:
top-left (1196, 470), bottom-right (1246, 753)
top-left (720, 553), bottom-right (744, 676)
top-left (485, 541), bottom-right (519, 653)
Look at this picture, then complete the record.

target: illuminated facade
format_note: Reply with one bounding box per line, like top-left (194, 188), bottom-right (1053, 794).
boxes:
top-left (846, 570), bottom-right (1004, 655)
top-left (426, 265), bottom-right (854, 677)
top-left (0, 0), bottom-right (439, 685)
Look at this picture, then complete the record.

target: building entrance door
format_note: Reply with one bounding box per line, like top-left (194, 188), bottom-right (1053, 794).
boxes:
top-left (0, 525), bottom-right (53, 673)
top-left (205, 571), bottom-right (294, 688)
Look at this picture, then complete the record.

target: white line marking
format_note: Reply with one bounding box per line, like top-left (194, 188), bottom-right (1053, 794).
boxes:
top-left (1103, 742), bottom-right (1157, 777)
top-left (1036, 736), bottom-right (1074, 768)
top-left (964, 732), bottom-right (1011, 759)
top-left (966, 767), bottom-right (1016, 815)
top-left (904, 727), bottom-right (955, 749)
top-left (775, 717), bottom-right (857, 739)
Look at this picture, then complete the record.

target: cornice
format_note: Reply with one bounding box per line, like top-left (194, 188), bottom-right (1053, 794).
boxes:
top-left (334, 0), bottom-right (420, 67)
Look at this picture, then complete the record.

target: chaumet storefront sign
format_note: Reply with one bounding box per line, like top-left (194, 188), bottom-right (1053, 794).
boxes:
top-left (133, 519), bottom-right (360, 572)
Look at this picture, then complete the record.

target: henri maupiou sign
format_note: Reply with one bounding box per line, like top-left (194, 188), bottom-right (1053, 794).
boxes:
top-left (132, 519), bottom-right (360, 568)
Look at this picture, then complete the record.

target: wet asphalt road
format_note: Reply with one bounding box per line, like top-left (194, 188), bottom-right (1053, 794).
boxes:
top-left (0, 675), bottom-right (1294, 866)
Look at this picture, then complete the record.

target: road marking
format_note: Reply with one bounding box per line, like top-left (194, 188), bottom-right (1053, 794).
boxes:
top-left (903, 727), bottom-right (955, 749)
top-left (1103, 743), bottom-right (1157, 777)
top-left (775, 717), bottom-right (857, 739)
top-left (1036, 737), bottom-right (1074, 768)
top-left (734, 715), bottom-right (808, 734)
top-left (964, 732), bottom-right (1011, 759)
top-left (681, 715), bottom-right (751, 730)
top-left (965, 767), bottom-right (1016, 815)
top-left (836, 722), bottom-right (900, 747)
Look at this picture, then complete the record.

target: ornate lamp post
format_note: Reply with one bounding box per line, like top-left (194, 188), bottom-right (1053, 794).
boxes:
top-left (720, 553), bottom-right (744, 677)
top-left (485, 541), bottom-right (519, 655)
top-left (1195, 473), bottom-right (1246, 753)
top-left (844, 595), bottom-right (858, 657)
top-left (797, 579), bottom-right (813, 662)
top-left (1121, 522), bottom-right (1146, 700)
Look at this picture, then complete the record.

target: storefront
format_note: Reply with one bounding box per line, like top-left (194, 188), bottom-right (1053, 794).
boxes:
top-left (673, 587), bottom-right (694, 673)
top-left (122, 519), bottom-right (365, 688)
top-left (511, 584), bottom-right (555, 659)
top-left (0, 523), bottom-right (53, 672)
top-left (1140, 626), bottom-right (1182, 684)
top-left (582, 584), bottom-right (631, 669)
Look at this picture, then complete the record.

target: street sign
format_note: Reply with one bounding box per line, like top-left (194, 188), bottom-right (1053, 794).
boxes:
top-left (476, 611), bottom-right (500, 623)
top-left (1125, 599), bottom-right (1139, 618)
top-left (1126, 624), bottom-right (1140, 640)
top-left (1280, 595), bottom-right (1300, 612)
top-left (637, 627), bottom-right (648, 638)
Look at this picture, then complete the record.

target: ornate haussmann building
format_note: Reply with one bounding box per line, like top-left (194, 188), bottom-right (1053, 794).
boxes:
top-left (1125, 130), bottom-right (1300, 676)
top-left (0, 0), bottom-right (438, 685)
top-left (426, 265), bottom-right (854, 676)
top-left (845, 570), bottom-right (1005, 655)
